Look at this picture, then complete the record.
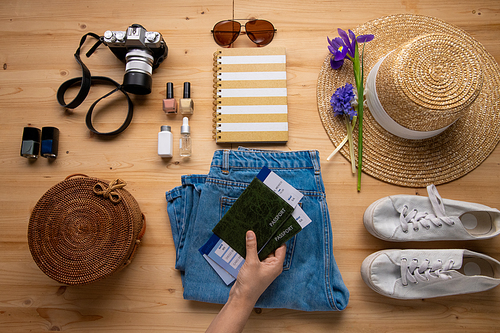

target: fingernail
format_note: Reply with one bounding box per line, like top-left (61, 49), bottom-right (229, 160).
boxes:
top-left (246, 231), bottom-right (255, 240)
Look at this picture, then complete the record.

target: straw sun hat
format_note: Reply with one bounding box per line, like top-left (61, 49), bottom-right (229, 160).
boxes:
top-left (317, 14), bottom-right (500, 187)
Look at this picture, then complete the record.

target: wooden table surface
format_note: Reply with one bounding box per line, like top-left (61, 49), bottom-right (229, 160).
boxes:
top-left (1, 0), bottom-right (500, 331)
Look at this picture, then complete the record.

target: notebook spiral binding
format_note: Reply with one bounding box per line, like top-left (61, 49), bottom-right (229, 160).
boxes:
top-left (212, 50), bottom-right (223, 140)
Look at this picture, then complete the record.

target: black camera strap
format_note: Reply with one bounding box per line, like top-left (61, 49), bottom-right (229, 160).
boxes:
top-left (56, 33), bottom-right (134, 136)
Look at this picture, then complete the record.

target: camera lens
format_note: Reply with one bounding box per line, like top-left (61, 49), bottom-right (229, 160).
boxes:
top-left (123, 49), bottom-right (154, 95)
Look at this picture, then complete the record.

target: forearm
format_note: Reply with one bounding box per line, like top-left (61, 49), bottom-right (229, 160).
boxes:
top-left (205, 293), bottom-right (256, 333)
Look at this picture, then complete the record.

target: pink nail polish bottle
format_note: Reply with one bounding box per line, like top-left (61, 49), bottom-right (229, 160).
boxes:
top-left (163, 82), bottom-right (177, 115)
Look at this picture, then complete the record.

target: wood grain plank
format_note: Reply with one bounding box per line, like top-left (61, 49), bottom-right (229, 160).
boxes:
top-left (1, 0), bottom-right (500, 331)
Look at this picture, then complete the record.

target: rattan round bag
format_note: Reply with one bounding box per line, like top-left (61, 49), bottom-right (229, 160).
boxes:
top-left (28, 174), bottom-right (146, 285)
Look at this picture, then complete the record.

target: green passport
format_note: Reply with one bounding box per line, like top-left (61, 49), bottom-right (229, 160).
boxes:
top-left (212, 177), bottom-right (296, 260)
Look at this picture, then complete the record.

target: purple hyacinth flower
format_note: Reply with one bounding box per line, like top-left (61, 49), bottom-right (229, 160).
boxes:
top-left (330, 83), bottom-right (357, 120)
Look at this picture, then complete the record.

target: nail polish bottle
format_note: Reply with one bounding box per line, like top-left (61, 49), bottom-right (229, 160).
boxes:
top-left (163, 82), bottom-right (177, 115)
top-left (20, 127), bottom-right (41, 159)
top-left (41, 127), bottom-right (59, 158)
top-left (179, 82), bottom-right (194, 115)
top-left (179, 117), bottom-right (192, 157)
top-left (158, 125), bottom-right (173, 157)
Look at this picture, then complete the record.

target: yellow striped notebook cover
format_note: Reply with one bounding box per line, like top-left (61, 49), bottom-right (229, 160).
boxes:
top-left (213, 47), bottom-right (288, 143)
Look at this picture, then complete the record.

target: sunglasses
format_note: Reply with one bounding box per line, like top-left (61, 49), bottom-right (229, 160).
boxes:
top-left (211, 19), bottom-right (276, 47)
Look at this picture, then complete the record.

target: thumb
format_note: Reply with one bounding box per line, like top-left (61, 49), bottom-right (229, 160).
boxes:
top-left (245, 230), bottom-right (259, 262)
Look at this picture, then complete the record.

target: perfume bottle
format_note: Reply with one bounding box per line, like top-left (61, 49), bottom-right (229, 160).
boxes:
top-left (158, 125), bottom-right (173, 157)
top-left (179, 117), bottom-right (192, 157)
top-left (179, 82), bottom-right (194, 115)
top-left (162, 82), bottom-right (177, 115)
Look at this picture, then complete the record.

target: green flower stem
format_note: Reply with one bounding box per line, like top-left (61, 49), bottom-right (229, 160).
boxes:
top-left (356, 87), bottom-right (363, 191)
top-left (353, 43), bottom-right (365, 192)
top-left (345, 116), bottom-right (356, 174)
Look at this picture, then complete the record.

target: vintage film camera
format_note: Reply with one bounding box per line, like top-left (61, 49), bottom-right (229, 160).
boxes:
top-left (102, 24), bottom-right (168, 95)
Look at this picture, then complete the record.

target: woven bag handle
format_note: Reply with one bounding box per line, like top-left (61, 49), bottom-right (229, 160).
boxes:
top-left (65, 173), bottom-right (89, 179)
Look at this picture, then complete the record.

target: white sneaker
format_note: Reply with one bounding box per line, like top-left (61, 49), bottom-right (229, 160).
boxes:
top-left (360, 249), bottom-right (500, 299)
top-left (363, 185), bottom-right (500, 242)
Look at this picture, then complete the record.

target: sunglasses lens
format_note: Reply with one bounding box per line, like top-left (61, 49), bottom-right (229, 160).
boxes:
top-left (212, 21), bottom-right (241, 46)
top-left (245, 20), bottom-right (275, 46)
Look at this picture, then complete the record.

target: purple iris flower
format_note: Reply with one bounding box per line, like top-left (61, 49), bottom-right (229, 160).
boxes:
top-left (357, 33), bottom-right (375, 43)
top-left (330, 83), bottom-right (357, 120)
top-left (338, 29), bottom-right (356, 58)
top-left (327, 36), bottom-right (348, 69)
top-left (327, 29), bottom-right (374, 70)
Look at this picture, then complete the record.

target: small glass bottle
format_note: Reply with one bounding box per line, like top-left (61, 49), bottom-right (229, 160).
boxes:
top-left (158, 125), bottom-right (173, 157)
top-left (179, 117), bottom-right (192, 157)
top-left (179, 82), bottom-right (194, 115)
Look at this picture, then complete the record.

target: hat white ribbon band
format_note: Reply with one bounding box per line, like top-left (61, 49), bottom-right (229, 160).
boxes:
top-left (365, 54), bottom-right (451, 140)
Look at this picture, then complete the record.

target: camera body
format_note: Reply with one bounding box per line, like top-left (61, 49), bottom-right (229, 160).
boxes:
top-left (102, 24), bottom-right (168, 95)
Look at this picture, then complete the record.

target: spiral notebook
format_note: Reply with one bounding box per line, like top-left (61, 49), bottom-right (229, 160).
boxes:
top-left (212, 47), bottom-right (288, 143)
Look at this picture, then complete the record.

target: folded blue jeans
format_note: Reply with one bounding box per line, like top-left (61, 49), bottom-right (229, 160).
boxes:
top-left (166, 148), bottom-right (349, 311)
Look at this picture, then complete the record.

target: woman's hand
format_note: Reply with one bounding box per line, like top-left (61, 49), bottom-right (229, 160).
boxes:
top-left (230, 230), bottom-right (286, 305)
top-left (206, 230), bottom-right (286, 333)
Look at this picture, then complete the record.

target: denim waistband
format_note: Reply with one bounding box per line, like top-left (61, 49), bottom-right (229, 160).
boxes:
top-left (208, 148), bottom-right (325, 194)
top-left (181, 174), bottom-right (208, 186)
top-left (211, 149), bottom-right (321, 175)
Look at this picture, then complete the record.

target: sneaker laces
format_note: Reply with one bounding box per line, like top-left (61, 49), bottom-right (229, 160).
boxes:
top-left (399, 184), bottom-right (456, 232)
top-left (401, 257), bottom-right (455, 286)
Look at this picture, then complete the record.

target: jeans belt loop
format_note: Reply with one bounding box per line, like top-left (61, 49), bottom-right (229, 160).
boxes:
top-left (222, 149), bottom-right (230, 174)
top-left (309, 150), bottom-right (321, 175)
